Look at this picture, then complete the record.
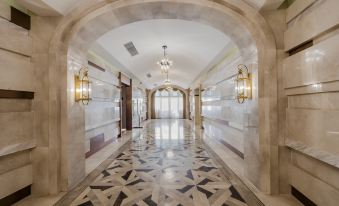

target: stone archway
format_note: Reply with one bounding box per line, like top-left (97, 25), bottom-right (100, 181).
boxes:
top-left (47, 0), bottom-right (278, 195)
top-left (149, 85), bottom-right (190, 119)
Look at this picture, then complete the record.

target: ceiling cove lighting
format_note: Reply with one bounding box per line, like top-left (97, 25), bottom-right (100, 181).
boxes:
top-left (235, 64), bottom-right (252, 104)
top-left (157, 45), bottom-right (173, 73)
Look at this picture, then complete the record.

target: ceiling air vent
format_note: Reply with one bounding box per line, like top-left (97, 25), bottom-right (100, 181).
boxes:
top-left (124, 41), bottom-right (139, 56)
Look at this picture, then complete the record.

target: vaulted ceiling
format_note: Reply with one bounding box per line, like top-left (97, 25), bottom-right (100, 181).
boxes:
top-left (94, 19), bottom-right (230, 88)
top-left (16, 0), bottom-right (285, 16)
top-left (14, 0), bottom-right (285, 89)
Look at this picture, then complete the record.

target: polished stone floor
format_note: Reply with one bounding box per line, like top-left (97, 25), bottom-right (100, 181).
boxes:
top-left (66, 120), bottom-right (251, 206)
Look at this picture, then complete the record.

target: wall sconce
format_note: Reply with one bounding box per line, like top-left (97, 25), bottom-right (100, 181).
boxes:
top-left (75, 67), bottom-right (92, 105)
top-left (235, 64), bottom-right (252, 104)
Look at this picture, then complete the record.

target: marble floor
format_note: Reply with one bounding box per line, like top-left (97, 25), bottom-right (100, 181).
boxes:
top-left (57, 119), bottom-right (262, 206)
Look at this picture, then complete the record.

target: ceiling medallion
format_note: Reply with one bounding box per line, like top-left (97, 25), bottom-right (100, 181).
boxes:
top-left (157, 45), bottom-right (173, 73)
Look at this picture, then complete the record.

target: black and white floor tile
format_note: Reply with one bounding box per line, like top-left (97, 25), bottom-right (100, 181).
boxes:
top-left (70, 120), bottom-right (248, 206)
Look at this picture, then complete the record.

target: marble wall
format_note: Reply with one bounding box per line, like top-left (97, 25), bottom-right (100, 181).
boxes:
top-left (0, 1), bottom-right (34, 201)
top-left (1, 0), bottom-right (280, 198)
top-left (55, 0), bottom-right (277, 195)
top-left (85, 53), bottom-right (121, 156)
top-left (284, 0), bottom-right (339, 205)
top-left (190, 41), bottom-right (260, 188)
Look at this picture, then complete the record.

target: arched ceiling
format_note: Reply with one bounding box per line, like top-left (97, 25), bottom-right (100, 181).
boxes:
top-left (94, 19), bottom-right (230, 88)
top-left (15, 0), bottom-right (285, 89)
top-left (16, 0), bottom-right (285, 16)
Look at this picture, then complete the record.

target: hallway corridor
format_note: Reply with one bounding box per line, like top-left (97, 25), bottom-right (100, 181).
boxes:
top-left (59, 120), bottom-right (256, 206)
top-left (3, 1), bottom-right (339, 205)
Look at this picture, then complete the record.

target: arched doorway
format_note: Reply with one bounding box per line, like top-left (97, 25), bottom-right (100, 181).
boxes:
top-left (154, 89), bottom-right (183, 119)
top-left (149, 85), bottom-right (189, 119)
top-left (47, 0), bottom-right (278, 195)
top-left (152, 88), bottom-right (186, 119)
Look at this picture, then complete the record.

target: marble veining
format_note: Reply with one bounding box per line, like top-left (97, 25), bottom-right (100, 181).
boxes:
top-left (0, 141), bottom-right (36, 157)
top-left (58, 120), bottom-right (259, 206)
top-left (286, 138), bottom-right (339, 169)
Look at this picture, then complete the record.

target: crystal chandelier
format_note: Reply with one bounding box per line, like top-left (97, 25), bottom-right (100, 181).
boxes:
top-left (157, 45), bottom-right (173, 73)
top-left (164, 72), bottom-right (172, 90)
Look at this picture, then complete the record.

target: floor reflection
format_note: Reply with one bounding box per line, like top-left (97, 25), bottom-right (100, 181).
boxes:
top-left (70, 119), bottom-right (248, 206)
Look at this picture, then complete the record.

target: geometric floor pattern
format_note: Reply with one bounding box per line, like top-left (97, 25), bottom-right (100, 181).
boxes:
top-left (70, 120), bottom-right (248, 206)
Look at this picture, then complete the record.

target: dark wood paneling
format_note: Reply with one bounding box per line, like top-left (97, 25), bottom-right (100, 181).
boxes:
top-left (203, 117), bottom-right (244, 159)
top-left (0, 185), bottom-right (31, 206)
top-left (125, 79), bottom-right (133, 131)
top-left (146, 89), bottom-right (150, 120)
top-left (119, 73), bottom-right (132, 131)
top-left (10, 7), bottom-right (30, 30)
top-left (291, 186), bottom-right (317, 206)
top-left (121, 85), bottom-right (127, 130)
top-left (85, 134), bottom-right (114, 158)
top-left (0, 89), bottom-right (34, 99)
top-left (88, 61), bottom-right (105, 72)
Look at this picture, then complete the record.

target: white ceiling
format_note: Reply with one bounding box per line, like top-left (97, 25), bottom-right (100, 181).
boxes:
top-left (95, 19), bottom-right (230, 88)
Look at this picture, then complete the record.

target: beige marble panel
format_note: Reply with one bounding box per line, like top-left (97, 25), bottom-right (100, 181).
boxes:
top-left (286, 0), bottom-right (316, 23)
top-left (0, 18), bottom-right (31, 56)
top-left (33, 100), bottom-right (49, 147)
top-left (0, 112), bottom-right (34, 149)
top-left (202, 101), bottom-right (244, 125)
top-left (90, 78), bottom-right (120, 101)
top-left (85, 102), bottom-right (120, 131)
top-left (86, 122), bottom-right (120, 141)
top-left (0, 99), bottom-right (32, 113)
top-left (0, 49), bottom-right (33, 91)
top-left (31, 147), bottom-right (49, 195)
top-left (0, 141), bottom-right (35, 158)
top-left (285, 0), bottom-right (339, 50)
top-left (292, 150), bottom-right (339, 190)
top-left (285, 80), bottom-right (339, 96)
top-left (0, 150), bottom-right (31, 175)
top-left (85, 135), bottom-right (130, 175)
top-left (0, 164), bottom-right (32, 199)
top-left (30, 16), bottom-right (60, 54)
top-left (284, 33), bottom-right (339, 88)
top-left (202, 130), bottom-right (244, 176)
top-left (202, 57), bottom-right (240, 88)
top-left (287, 108), bottom-right (339, 156)
top-left (67, 104), bottom-right (86, 188)
top-left (203, 119), bottom-right (244, 153)
top-left (201, 81), bottom-right (236, 102)
top-left (88, 65), bottom-right (119, 87)
top-left (289, 164), bottom-right (339, 206)
top-left (288, 92), bottom-right (339, 110)
top-left (0, 1), bottom-right (11, 20)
